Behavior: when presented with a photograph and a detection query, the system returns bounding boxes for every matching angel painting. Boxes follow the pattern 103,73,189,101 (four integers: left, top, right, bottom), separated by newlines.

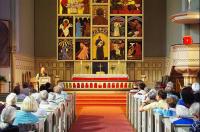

127,16,142,37
127,39,142,60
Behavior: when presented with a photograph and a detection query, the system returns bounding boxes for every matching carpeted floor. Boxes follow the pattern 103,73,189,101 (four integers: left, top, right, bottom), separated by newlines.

70,92,134,132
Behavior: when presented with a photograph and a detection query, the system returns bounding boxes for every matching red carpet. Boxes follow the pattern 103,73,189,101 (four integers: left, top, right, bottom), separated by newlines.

70,92,134,132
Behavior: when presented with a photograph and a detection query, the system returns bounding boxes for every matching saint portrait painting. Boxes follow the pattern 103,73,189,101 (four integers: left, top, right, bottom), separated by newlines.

58,0,90,14
110,16,125,37
92,27,108,60
58,39,73,60
58,16,73,37
110,39,125,60
127,39,142,60
93,6,108,25
92,62,108,74
75,17,90,37
110,0,142,14
75,39,90,60
127,16,142,37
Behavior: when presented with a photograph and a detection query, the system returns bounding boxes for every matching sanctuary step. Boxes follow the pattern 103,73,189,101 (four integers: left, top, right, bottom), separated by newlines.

76,92,127,105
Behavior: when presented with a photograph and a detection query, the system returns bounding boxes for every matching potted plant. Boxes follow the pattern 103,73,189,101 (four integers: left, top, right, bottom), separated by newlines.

0,75,7,92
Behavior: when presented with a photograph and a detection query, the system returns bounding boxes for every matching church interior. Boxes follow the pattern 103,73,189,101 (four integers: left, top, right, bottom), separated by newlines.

0,0,199,132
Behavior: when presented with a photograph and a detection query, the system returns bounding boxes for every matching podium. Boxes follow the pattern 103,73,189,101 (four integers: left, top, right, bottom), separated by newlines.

38,76,51,89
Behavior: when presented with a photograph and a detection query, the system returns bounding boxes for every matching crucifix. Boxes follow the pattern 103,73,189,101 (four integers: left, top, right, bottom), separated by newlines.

98,63,103,72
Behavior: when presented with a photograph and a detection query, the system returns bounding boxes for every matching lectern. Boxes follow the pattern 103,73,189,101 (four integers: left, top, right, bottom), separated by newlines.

38,76,51,90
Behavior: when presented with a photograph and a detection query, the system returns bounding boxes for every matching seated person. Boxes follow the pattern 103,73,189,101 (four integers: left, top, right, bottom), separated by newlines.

53,85,65,104
165,81,179,100
6,93,20,110
176,86,194,117
192,82,200,102
13,85,26,101
189,102,200,132
0,106,19,132
133,82,147,100
39,90,55,110
21,82,31,96
48,92,59,107
13,96,39,125
142,89,157,104
139,89,168,112
154,96,177,117
57,82,68,99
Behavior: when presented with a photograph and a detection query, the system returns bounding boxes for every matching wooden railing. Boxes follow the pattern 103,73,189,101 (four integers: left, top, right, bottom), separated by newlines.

61,80,137,90
128,92,192,132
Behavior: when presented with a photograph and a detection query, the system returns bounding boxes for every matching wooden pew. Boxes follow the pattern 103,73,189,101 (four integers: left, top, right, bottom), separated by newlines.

154,112,164,132
147,110,154,132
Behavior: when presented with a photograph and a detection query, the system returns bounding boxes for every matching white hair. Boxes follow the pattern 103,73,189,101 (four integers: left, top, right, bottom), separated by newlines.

21,96,38,112
40,90,48,101
1,106,16,123
165,81,174,92
189,102,200,116
6,93,17,106
192,82,200,93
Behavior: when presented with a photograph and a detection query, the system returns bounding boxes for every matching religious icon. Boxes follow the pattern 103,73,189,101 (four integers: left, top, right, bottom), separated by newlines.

92,27,108,60
110,0,142,14
93,0,108,3
75,17,90,37
93,6,108,25
110,16,125,37
127,16,142,37
58,0,90,14
110,39,125,60
75,39,90,60
92,62,108,74
127,39,142,60
58,16,73,37
58,39,73,60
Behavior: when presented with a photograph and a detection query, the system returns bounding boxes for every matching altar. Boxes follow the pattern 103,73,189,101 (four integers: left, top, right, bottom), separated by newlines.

62,74,135,90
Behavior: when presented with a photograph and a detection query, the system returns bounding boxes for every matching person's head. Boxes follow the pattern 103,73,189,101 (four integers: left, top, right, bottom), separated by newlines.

166,97,177,108
40,84,46,91
21,96,38,112
40,90,48,101
138,82,146,90
6,93,17,106
156,89,167,101
57,82,64,91
147,89,157,100
181,86,194,107
96,8,104,16
192,82,200,94
45,82,51,89
189,102,200,120
13,85,20,95
22,82,29,89
1,106,16,124
54,85,62,94
63,19,69,27
40,66,46,74
165,81,174,92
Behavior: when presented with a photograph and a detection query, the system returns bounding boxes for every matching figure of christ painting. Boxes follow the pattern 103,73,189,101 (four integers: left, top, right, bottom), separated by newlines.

93,6,108,25
58,39,73,60
127,39,142,60
75,17,90,37
92,27,108,60
110,39,125,60
92,62,108,74
93,0,108,3
58,16,73,37
127,16,142,37
110,16,125,37
58,0,90,14
110,0,142,14
75,39,90,60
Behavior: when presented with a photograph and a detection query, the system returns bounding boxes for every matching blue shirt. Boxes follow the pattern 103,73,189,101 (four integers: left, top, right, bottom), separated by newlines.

13,111,39,125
